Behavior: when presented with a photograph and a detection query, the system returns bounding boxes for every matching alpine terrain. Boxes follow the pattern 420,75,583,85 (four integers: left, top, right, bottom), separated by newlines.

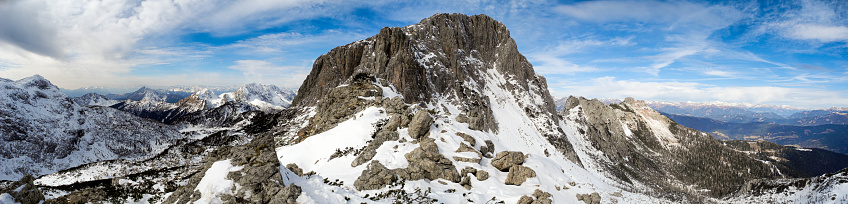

1,13,847,204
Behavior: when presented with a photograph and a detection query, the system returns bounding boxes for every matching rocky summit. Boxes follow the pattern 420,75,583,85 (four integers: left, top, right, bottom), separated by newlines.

1,13,847,204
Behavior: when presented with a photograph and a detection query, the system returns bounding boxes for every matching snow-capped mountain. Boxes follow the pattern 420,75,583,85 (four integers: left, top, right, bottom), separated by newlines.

2,13,846,204
166,13,844,203
111,83,296,125
0,75,184,181
220,83,296,111
71,93,119,107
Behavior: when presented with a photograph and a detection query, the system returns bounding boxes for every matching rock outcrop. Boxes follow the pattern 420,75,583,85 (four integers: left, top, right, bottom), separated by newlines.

408,110,433,140
491,151,525,171
505,165,536,186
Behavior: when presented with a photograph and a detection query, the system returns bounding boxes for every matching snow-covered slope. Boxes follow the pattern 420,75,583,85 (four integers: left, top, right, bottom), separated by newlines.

71,93,119,107
3,13,845,204
0,75,184,181
219,83,296,110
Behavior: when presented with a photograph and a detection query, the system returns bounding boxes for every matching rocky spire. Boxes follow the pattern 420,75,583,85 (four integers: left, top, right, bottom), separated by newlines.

292,13,556,116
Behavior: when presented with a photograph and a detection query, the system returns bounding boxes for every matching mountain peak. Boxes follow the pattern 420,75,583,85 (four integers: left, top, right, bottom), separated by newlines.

16,74,56,90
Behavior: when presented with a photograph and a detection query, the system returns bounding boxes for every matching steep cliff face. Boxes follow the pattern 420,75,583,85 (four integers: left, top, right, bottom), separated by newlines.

290,13,574,162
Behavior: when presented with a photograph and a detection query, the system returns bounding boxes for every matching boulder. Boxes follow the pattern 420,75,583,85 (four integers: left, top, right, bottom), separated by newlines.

352,130,399,167
476,170,489,181
398,138,461,183
354,161,397,191
408,110,434,140
286,163,304,176
491,151,525,171
505,165,536,185
455,132,476,146
576,192,601,204
517,195,535,204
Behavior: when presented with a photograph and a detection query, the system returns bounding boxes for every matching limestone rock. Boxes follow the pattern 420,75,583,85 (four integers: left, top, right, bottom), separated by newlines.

399,138,461,183
455,132,476,146
461,166,478,176
352,130,399,167
532,189,553,204
408,110,434,140
354,161,397,191
517,195,535,204
505,165,536,185
576,192,601,204
286,163,304,177
491,151,525,171
476,170,489,181
0,175,45,204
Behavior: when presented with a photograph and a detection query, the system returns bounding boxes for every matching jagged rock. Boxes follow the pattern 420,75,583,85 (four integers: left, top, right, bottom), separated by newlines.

476,170,489,181
384,114,404,131
576,192,601,204
461,166,478,176
354,161,397,191
398,138,461,183
352,130,400,166
460,175,472,190
491,151,525,171
517,195,535,204
408,110,434,140
454,142,483,163
269,184,302,204
295,79,382,142
505,165,536,185
453,156,482,164
455,114,468,123
456,132,476,146
481,140,495,158
532,189,553,204
286,163,304,177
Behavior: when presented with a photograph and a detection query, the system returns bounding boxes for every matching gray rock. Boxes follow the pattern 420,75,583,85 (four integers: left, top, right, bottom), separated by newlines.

491,151,525,171
476,170,489,181
517,195,535,204
461,166,478,176
532,189,553,204
0,175,45,204
505,165,536,185
352,130,399,166
408,110,434,140
455,114,468,123
398,138,461,183
460,175,472,190
455,132,476,146
576,192,601,204
269,184,301,204
354,161,398,191
286,163,304,176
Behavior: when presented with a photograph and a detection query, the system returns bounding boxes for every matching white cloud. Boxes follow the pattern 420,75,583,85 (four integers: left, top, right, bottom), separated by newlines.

227,60,310,88
528,37,633,74
788,24,848,42
550,76,848,109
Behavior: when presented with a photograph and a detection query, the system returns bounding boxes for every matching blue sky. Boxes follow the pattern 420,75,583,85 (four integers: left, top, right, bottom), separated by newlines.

0,0,846,108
